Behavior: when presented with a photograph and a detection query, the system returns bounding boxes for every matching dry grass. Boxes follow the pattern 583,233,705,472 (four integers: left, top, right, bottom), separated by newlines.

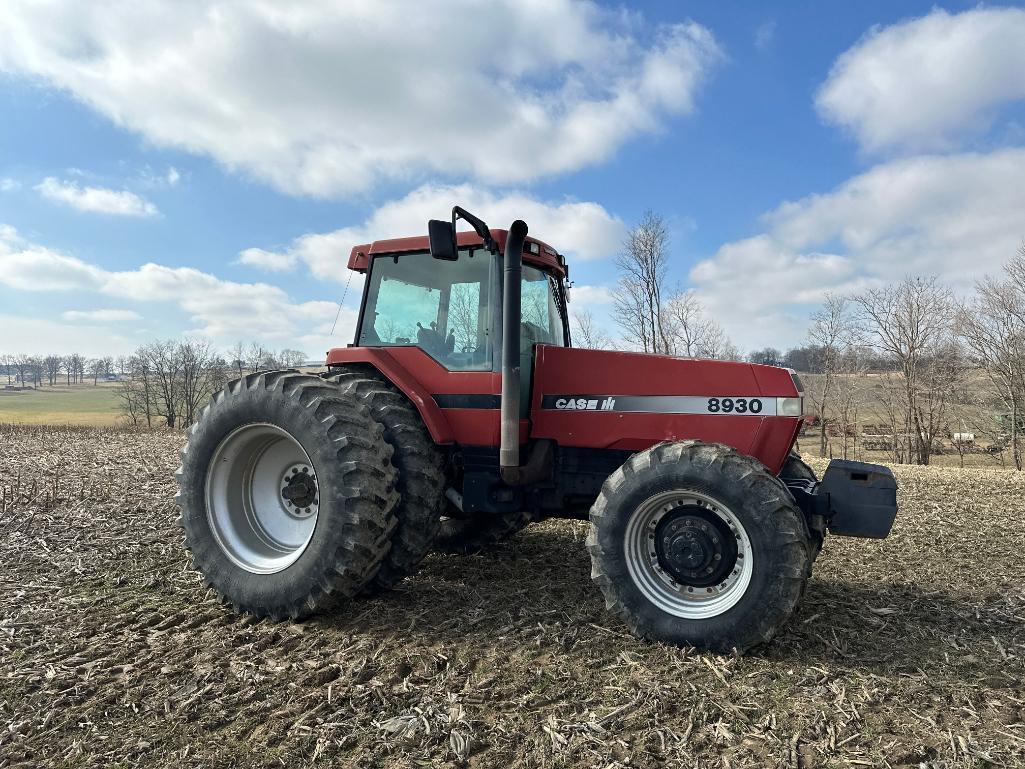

1,424,1023,768
0,385,122,427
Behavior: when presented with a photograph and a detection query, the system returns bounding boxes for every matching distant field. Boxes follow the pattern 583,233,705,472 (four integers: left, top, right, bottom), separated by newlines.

0,383,122,426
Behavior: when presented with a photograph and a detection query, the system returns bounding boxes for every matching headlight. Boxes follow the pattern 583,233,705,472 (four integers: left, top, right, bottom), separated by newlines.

776,397,804,417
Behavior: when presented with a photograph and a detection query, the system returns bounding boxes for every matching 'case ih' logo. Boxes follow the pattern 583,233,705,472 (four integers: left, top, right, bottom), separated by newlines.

554,397,616,411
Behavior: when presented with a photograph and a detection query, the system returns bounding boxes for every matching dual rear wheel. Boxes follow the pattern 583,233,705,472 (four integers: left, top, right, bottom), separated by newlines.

175,367,443,619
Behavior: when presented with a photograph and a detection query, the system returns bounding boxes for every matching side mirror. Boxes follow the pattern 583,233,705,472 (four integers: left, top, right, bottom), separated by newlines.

428,219,458,261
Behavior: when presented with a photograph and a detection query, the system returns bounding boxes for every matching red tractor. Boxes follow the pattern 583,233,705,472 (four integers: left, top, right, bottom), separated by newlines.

175,208,897,652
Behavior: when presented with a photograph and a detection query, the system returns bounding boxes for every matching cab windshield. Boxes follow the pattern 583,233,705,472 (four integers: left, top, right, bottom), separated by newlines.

357,249,566,371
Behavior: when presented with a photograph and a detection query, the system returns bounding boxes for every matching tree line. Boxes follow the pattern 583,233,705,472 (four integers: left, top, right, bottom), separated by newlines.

1,342,308,429
1,353,121,387
772,252,1025,470
116,342,308,428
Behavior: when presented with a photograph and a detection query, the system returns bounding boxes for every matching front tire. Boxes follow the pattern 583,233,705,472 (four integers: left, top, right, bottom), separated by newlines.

587,441,811,653
175,371,399,619
780,451,826,560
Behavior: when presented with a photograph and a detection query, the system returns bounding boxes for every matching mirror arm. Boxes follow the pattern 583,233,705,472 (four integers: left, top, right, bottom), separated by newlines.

452,206,497,253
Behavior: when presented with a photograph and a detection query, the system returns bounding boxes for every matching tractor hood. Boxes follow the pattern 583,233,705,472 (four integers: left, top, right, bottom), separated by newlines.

528,346,804,473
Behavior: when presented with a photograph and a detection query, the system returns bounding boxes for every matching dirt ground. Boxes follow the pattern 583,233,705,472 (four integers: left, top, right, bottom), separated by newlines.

1,425,1023,768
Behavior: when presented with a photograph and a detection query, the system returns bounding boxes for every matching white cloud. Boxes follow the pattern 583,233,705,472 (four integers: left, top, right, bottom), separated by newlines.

36,177,158,217
0,1,721,197
166,167,180,186
0,231,106,291
0,226,353,345
0,178,19,192
817,7,1025,153
569,284,615,309
62,309,142,323
0,314,136,357
236,247,298,273
242,184,627,282
692,147,1025,351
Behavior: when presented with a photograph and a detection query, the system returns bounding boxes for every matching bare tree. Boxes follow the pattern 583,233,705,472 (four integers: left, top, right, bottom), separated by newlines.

279,348,308,368
179,340,224,426
13,355,32,387
261,350,281,371
117,376,146,427
832,346,869,460
139,340,183,428
959,244,1025,469
612,278,652,352
88,358,106,385
117,340,229,429
748,348,783,366
700,323,740,361
856,276,955,465
447,284,482,353
227,341,247,377
807,294,855,457
662,291,736,359
572,309,614,350
132,353,155,428
27,356,43,387
43,355,62,386
62,353,85,384
613,211,671,354
245,343,271,373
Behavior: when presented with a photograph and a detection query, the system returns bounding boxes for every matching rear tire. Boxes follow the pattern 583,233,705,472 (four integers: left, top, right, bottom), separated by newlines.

435,509,534,555
323,367,445,591
175,371,399,619
587,441,811,653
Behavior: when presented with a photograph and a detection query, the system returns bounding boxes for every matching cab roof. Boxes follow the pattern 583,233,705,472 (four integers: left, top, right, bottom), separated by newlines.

347,228,567,278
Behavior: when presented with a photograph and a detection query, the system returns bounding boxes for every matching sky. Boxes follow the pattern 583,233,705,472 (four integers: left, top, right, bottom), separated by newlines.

2,0,1025,359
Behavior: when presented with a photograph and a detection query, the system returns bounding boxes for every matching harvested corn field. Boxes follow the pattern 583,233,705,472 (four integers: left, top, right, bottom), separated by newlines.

1,424,1023,768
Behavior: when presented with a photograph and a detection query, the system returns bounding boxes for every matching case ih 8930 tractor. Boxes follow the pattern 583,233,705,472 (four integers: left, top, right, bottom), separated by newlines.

175,207,897,652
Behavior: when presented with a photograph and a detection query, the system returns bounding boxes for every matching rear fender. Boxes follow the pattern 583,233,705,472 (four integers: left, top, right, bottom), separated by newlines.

326,348,454,444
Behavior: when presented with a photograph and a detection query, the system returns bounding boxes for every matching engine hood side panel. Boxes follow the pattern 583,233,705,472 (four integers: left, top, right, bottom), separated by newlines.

529,346,802,472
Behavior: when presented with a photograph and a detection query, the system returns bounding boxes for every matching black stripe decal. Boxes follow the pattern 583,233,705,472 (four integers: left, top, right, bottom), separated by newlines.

433,393,501,409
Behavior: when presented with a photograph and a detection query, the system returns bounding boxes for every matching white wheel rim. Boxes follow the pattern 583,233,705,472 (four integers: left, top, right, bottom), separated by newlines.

623,489,754,619
205,423,319,574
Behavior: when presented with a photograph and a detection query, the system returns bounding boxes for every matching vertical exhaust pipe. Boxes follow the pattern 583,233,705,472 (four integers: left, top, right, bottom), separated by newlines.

500,220,528,472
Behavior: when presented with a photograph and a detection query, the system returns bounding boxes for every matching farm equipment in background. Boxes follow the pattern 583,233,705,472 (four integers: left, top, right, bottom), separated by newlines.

174,207,898,653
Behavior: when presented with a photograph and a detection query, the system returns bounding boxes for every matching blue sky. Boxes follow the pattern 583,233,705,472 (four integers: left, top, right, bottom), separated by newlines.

2,1,1025,358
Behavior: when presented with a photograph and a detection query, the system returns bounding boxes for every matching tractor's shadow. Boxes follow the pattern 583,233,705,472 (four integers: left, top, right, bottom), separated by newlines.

320,523,1020,677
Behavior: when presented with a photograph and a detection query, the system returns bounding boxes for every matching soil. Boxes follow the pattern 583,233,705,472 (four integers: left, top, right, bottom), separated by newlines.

1,424,1023,768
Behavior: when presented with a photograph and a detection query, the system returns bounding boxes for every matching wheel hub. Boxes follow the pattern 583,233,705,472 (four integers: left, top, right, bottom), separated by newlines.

654,507,737,588
280,463,318,517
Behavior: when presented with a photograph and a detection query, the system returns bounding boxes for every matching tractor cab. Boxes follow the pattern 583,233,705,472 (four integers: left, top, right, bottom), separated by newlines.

345,209,570,429
349,233,568,372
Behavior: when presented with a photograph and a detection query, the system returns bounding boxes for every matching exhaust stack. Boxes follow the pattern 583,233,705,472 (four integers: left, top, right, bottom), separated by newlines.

499,220,528,472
